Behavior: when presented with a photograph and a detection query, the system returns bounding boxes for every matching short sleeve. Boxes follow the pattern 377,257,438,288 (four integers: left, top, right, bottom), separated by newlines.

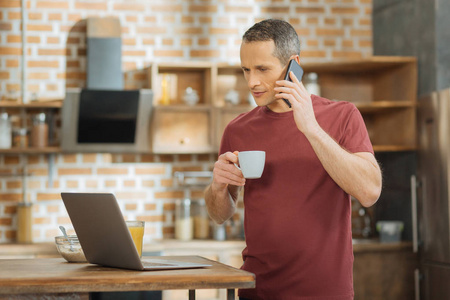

339,105,374,154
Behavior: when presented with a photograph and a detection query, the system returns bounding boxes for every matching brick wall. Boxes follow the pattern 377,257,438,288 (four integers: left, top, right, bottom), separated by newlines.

0,0,373,243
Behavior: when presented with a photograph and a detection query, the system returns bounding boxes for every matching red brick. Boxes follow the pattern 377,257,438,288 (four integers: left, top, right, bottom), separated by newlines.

58,168,92,176
0,22,11,30
36,1,69,9
225,5,253,13
151,4,182,12
116,192,147,199
125,203,137,211
331,6,360,14
27,24,53,31
190,50,220,58
46,37,60,44
154,50,183,57
209,28,239,35
48,13,62,21
316,28,345,36
38,48,70,56
105,180,117,187
0,0,20,8
332,51,363,59
0,193,23,202
175,27,203,35
189,5,218,13
66,180,79,188
155,191,184,199
4,156,19,164
36,193,61,201
145,203,157,211
74,2,107,10
28,72,50,80
6,59,19,67
135,167,165,175
0,47,21,55
97,167,128,175
350,29,371,37
260,6,289,13
4,205,16,214
0,71,9,80
142,180,155,187
6,181,21,189
113,2,146,11
136,27,166,34
123,50,146,56
296,6,325,13
0,218,12,226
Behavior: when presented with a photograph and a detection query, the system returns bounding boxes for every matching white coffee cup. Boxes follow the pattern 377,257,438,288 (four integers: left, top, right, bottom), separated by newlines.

234,151,266,179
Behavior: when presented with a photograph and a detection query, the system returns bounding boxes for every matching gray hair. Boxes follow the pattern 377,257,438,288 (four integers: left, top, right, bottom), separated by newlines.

242,19,301,65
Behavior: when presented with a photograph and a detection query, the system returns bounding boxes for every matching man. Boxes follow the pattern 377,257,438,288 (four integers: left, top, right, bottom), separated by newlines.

204,19,382,300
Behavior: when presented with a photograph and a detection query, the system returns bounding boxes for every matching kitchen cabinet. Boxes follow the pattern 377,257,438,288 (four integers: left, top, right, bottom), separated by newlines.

0,101,62,154
148,57,417,154
353,241,418,300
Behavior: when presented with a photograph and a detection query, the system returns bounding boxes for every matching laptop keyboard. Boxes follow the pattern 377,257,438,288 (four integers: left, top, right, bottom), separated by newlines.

141,260,174,267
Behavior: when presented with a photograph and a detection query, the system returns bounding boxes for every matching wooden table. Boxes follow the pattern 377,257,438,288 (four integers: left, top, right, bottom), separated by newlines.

0,256,255,300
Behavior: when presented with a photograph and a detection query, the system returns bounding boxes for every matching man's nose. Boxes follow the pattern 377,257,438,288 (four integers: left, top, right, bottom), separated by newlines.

247,73,260,89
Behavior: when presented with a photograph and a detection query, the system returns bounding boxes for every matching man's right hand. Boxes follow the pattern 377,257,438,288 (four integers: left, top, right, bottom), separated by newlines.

212,151,246,190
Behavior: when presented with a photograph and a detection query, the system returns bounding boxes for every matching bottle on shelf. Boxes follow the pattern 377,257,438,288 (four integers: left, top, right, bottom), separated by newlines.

30,112,48,148
160,74,170,105
0,112,12,149
175,199,193,241
304,72,321,96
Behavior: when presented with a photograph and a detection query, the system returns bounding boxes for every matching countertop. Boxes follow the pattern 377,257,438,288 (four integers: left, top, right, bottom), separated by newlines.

0,239,413,259
0,256,255,295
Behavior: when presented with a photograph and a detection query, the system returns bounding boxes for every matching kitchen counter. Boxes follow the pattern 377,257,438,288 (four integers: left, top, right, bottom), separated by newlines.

0,238,413,259
0,256,255,300
0,239,415,300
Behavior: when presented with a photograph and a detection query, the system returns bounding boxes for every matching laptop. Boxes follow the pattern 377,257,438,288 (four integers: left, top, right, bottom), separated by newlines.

60,192,211,271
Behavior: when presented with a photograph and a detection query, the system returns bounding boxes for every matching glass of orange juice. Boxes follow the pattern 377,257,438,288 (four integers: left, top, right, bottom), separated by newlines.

126,220,145,258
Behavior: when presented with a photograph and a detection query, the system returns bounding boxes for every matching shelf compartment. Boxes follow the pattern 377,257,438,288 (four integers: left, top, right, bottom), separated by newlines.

149,62,213,106
151,106,215,154
215,63,250,107
303,57,417,104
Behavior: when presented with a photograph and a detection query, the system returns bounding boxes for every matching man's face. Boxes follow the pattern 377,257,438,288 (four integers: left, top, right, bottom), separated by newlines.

240,40,289,112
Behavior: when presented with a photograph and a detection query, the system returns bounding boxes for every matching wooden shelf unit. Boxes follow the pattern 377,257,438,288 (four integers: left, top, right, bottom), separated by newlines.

0,100,62,154
147,57,417,154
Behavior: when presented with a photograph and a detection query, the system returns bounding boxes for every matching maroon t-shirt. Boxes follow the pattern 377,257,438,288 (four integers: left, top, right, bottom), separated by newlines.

219,95,374,300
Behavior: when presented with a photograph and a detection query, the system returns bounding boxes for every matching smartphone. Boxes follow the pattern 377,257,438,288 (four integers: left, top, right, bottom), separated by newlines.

282,59,304,108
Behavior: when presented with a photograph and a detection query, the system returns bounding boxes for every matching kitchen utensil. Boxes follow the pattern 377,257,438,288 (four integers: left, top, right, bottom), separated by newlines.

59,225,74,252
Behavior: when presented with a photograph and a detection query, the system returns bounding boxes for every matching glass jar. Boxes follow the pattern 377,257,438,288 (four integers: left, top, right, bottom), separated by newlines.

0,112,12,149
175,199,193,241
30,112,48,148
17,202,33,243
193,199,210,239
304,72,321,96
12,127,29,148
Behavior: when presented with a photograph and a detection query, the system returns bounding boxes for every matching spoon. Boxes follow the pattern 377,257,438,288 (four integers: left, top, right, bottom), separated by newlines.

59,225,75,252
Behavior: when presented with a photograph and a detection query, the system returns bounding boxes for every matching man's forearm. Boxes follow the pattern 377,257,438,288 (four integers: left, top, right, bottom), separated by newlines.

204,183,239,224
